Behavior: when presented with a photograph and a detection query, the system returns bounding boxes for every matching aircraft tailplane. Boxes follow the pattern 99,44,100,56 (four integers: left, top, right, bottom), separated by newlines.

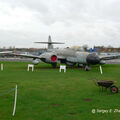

35,35,64,49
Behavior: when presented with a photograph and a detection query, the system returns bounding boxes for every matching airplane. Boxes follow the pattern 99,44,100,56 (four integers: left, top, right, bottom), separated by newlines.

11,35,120,71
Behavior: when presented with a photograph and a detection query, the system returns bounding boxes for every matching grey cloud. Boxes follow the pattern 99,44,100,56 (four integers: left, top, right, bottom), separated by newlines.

0,0,120,48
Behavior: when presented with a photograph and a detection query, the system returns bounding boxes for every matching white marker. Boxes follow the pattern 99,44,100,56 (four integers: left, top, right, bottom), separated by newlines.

1,64,3,71
12,85,17,116
100,65,103,74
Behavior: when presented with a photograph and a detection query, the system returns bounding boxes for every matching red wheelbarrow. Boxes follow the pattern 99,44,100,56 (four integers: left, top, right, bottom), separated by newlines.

95,80,119,93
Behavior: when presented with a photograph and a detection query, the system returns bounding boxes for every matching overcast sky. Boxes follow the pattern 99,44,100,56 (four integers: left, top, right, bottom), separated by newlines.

0,0,120,48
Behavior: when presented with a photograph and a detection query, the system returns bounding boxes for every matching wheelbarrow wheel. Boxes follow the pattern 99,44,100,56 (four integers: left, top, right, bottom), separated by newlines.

110,86,119,93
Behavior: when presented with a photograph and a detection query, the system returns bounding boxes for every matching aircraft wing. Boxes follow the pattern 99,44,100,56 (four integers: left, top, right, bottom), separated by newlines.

35,42,64,44
0,51,13,54
57,55,66,60
99,54,120,60
11,53,41,59
11,52,67,64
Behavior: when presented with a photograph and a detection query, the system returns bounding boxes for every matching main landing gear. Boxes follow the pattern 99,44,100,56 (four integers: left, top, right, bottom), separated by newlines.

78,64,91,71
51,63,57,68
84,65,91,71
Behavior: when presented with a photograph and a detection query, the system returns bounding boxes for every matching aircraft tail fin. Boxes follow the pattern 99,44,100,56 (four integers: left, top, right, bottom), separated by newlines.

35,35,64,49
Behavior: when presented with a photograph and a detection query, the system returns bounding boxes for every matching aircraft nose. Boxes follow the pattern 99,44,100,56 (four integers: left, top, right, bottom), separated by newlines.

86,53,100,64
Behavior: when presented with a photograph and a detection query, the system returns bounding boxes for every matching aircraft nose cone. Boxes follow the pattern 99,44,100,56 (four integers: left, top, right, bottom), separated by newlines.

86,53,100,64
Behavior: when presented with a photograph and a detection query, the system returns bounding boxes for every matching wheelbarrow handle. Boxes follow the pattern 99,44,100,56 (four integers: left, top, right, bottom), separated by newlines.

92,79,98,86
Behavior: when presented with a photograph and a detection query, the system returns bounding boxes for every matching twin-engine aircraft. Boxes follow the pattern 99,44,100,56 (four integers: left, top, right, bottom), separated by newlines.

12,36,120,71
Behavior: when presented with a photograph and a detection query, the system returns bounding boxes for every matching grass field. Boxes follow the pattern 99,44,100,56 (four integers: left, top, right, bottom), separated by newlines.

0,62,120,120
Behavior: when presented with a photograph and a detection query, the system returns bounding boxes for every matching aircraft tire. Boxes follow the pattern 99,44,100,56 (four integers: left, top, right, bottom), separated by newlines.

51,63,57,68
85,66,90,71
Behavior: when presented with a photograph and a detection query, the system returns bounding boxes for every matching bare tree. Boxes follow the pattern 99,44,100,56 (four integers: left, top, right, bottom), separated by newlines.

107,45,113,48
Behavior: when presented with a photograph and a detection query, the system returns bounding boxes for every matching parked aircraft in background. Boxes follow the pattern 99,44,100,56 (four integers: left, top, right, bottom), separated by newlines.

11,35,120,71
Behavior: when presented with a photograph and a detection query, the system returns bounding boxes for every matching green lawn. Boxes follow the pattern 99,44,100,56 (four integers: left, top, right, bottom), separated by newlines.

0,62,120,120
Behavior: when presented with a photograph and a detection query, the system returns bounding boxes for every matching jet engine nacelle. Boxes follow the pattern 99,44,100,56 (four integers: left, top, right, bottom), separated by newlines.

32,59,40,65
40,52,57,63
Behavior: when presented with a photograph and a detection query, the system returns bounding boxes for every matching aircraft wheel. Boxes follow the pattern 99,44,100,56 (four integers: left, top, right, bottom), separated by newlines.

52,63,57,68
85,66,90,71
110,86,119,93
